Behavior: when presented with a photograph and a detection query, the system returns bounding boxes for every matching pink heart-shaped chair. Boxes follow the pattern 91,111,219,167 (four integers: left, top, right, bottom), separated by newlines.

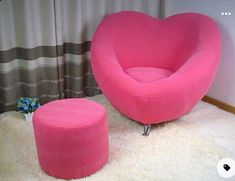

91,11,221,135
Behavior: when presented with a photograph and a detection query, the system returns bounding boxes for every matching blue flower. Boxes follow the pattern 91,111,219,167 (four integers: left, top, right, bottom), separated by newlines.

17,97,41,113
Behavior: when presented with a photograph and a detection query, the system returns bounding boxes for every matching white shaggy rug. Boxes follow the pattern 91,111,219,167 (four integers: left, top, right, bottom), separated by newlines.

0,95,235,181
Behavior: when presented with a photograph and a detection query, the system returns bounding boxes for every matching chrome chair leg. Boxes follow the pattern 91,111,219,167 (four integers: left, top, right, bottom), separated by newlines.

143,124,151,136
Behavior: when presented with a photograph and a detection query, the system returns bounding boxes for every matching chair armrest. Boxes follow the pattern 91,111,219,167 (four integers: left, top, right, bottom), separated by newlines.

172,49,221,108
91,43,141,94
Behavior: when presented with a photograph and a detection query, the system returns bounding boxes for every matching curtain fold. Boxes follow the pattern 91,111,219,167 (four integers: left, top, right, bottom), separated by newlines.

0,0,160,112
0,0,61,112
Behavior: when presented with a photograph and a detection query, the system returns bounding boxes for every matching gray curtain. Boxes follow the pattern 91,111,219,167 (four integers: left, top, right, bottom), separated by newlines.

0,0,160,113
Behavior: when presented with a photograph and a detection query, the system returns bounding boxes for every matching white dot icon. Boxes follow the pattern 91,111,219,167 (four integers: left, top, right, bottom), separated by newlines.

221,12,232,16
217,158,235,178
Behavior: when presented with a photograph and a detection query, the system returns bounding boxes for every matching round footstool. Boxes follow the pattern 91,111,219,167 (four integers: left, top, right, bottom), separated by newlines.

33,98,109,179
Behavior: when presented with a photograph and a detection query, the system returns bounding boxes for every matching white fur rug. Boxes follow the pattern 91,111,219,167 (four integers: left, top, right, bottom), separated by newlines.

0,95,235,181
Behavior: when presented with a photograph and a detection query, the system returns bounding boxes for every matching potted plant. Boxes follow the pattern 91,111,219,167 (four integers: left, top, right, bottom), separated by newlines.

17,97,40,121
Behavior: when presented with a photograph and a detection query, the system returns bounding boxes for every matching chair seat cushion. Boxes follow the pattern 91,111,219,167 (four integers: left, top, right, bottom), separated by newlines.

125,67,173,83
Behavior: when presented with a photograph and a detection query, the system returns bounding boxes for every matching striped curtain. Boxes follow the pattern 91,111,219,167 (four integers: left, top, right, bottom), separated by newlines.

0,0,160,113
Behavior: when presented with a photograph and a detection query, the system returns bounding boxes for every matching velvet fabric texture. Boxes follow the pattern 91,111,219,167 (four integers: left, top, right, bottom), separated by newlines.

91,11,221,124
33,99,109,179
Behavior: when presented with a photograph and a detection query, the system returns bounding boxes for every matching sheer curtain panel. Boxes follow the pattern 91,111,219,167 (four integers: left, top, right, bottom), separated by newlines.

0,0,160,112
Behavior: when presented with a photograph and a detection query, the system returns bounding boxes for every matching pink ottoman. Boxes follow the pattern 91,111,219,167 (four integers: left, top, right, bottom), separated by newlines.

33,98,109,179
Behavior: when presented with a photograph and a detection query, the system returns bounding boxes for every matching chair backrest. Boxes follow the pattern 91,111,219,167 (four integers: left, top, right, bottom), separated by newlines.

93,11,220,72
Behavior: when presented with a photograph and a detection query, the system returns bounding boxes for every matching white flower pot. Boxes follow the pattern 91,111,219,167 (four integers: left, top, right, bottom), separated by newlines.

24,112,34,121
